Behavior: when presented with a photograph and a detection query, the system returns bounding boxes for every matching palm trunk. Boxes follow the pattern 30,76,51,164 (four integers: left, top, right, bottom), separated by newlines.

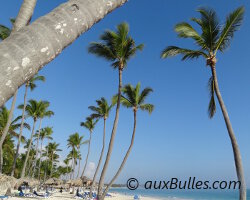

0,91,17,173
211,65,246,200
31,118,42,177
102,111,137,199
90,118,106,198
98,69,122,198
21,119,37,178
11,84,28,176
81,131,92,178
44,143,49,182
0,0,128,107
0,0,37,172
77,147,81,178
50,152,54,178
72,158,76,180
38,138,44,180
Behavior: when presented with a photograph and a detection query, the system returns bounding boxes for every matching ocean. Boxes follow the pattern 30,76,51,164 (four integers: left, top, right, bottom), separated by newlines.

110,188,250,200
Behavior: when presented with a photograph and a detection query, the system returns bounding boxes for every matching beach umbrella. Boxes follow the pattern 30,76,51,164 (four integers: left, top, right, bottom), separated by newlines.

0,174,17,193
45,178,63,186
15,178,40,188
71,179,83,187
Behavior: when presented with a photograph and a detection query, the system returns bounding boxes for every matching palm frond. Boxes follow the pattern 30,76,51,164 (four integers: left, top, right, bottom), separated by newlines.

88,42,116,61
161,46,207,60
215,6,244,53
197,7,220,51
140,104,154,114
175,22,206,48
0,25,10,40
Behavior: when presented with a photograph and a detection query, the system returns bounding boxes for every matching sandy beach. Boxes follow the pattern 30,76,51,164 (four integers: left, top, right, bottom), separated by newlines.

3,191,161,200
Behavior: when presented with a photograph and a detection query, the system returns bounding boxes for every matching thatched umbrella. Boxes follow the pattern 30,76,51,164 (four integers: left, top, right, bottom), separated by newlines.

44,178,63,186
15,178,40,188
0,174,17,193
71,179,83,187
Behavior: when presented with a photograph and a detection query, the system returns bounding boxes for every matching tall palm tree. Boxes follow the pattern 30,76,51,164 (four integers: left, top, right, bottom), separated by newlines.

31,101,54,177
101,83,154,198
20,99,44,178
37,127,53,180
67,133,87,179
88,98,112,198
160,7,246,200
47,142,61,178
80,117,98,178
88,22,144,197
0,107,30,173
11,74,45,176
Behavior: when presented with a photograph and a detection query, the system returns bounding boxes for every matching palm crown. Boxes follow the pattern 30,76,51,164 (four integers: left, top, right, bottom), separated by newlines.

35,127,53,141
161,7,244,60
28,74,46,91
114,83,154,113
18,99,46,121
88,22,144,69
0,107,29,142
80,117,98,133
88,97,112,120
161,6,244,118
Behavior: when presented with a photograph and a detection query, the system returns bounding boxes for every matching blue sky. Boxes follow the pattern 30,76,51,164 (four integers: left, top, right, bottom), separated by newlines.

1,0,250,186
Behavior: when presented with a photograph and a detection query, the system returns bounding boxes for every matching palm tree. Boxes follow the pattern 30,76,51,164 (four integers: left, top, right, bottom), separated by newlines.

11,74,45,176
31,101,54,177
88,22,144,197
0,107,30,173
80,117,98,178
161,7,245,200
101,83,154,198
88,98,112,198
47,142,61,178
67,133,87,179
20,99,44,178
36,127,53,180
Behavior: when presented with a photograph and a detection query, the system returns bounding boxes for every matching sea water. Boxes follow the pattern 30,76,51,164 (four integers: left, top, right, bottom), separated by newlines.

110,188,250,200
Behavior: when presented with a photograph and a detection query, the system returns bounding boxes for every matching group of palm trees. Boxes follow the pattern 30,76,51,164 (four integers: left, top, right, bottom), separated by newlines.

0,4,247,200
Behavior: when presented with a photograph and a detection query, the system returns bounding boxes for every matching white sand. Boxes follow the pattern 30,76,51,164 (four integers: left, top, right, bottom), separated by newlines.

5,191,161,200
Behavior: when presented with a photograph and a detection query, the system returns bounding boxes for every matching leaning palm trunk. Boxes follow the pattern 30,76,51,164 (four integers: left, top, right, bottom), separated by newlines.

2,93,16,173
0,92,17,173
90,118,106,198
38,138,44,180
31,118,42,177
21,119,37,178
11,84,28,176
211,65,246,200
98,69,122,198
81,132,92,177
0,0,128,107
101,111,136,199
0,0,37,172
